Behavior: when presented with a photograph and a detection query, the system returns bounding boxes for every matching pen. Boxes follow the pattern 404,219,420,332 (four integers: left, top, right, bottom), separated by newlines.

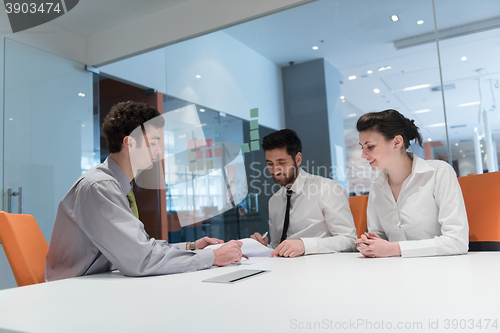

262,231,268,239
242,254,249,260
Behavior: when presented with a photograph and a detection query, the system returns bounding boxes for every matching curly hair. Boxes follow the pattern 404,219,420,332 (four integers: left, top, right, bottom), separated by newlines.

102,101,164,153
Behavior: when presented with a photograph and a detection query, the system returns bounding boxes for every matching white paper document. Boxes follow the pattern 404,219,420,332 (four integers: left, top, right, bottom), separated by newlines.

205,238,273,257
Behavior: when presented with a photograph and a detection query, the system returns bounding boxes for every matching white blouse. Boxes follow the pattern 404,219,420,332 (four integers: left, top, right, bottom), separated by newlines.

367,154,469,257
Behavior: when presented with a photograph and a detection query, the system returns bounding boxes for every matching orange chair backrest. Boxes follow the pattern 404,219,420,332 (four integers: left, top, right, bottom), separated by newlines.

349,195,368,239
0,212,48,287
458,172,500,243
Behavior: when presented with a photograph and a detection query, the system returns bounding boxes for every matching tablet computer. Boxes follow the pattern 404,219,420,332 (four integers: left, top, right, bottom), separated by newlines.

202,269,270,284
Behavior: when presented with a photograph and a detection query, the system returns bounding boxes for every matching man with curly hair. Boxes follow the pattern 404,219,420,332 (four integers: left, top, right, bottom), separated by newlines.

45,101,243,281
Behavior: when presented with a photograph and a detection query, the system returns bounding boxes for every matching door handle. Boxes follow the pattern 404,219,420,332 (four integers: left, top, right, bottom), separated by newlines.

6,187,22,214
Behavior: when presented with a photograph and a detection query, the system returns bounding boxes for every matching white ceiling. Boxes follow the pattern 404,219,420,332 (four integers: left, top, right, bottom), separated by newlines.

52,0,190,37
223,0,500,159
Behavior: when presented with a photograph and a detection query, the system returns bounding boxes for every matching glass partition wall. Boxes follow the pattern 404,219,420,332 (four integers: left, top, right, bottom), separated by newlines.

99,0,500,243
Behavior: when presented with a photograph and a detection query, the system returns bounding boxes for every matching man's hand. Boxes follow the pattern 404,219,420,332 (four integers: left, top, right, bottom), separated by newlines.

250,232,268,246
194,236,224,250
270,239,305,258
213,240,243,266
354,233,401,258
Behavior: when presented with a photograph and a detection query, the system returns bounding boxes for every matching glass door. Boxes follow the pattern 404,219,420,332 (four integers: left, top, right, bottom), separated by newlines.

1,38,96,289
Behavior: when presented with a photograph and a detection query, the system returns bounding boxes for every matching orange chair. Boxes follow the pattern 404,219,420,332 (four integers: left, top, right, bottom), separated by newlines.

458,172,500,251
0,212,48,287
349,195,368,239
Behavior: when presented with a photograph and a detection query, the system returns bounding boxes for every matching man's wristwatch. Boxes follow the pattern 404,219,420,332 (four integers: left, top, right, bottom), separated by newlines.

189,241,196,251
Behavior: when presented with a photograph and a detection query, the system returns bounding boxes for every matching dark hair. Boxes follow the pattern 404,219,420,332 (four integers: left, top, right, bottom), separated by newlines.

102,101,164,153
262,129,302,159
356,109,423,149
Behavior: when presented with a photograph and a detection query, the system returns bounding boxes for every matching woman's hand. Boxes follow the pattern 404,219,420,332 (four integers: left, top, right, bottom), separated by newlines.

355,233,401,258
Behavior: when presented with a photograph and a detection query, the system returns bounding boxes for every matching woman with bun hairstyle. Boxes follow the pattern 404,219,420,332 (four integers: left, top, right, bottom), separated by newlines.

355,109,469,258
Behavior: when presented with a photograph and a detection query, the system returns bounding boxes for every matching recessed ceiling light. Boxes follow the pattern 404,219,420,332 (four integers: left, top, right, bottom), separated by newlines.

417,20,424,25
458,101,480,107
196,75,201,79
78,93,85,97
455,143,459,146
348,76,357,80
428,123,445,128
461,56,467,61
340,96,345,100
428,138,432,142
367,70,373,74
82,124,85,128
378,66,392,71
312,46,319,50
480,144,483,147
178,134,186,138
413,109,431,114
460,150,463,153
200,109,205,112
463,154,466,157
342,100,346,103
391,15,399,22
347,113,357,118
373,88,380,93
403,84,431,91
482,150,484,153
9,118,13,121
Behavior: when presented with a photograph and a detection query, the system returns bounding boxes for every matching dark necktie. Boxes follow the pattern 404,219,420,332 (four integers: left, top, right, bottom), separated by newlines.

280,190,293,242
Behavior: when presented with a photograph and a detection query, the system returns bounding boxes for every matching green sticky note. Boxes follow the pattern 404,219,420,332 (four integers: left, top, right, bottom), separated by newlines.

250,108,259,118
250,130,259,141
197,161,204,170
250,119,259,130
251,140,260,151
188,151,196,161
214,136,224,143
240,143,250,153
189,162,196,172
206,160,214,170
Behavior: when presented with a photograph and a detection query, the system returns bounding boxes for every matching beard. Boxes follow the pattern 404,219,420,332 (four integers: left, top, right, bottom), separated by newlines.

272,161,299,187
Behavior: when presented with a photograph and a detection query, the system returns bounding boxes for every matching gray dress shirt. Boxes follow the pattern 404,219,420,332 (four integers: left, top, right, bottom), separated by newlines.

45,157,214,281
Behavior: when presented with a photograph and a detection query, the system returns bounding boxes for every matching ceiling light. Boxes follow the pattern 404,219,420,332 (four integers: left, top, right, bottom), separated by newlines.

347,113,357,118
413,109,431,114
460,150,463,153
82,124,85,128
78,93,85,97
373,89,380,93
428,123,445,128
378,66,392,71
482,150,484,153
200,109,205,112
458,101,480,107
417,20,424,25
480,144,483,147
367,70,373,74
9,118,13,121
461,56,467,61
463,154,466,157
312,46,319,50
178,134,186,138
348,76,357,80
340,96,345,100
342,100,346,103
195,75,201,79
455,143,459,146
427,138,432,142
403,84,431,91
391,15,399,22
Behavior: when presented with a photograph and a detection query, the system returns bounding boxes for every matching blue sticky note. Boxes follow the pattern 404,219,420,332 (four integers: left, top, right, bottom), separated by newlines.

250,130,259,141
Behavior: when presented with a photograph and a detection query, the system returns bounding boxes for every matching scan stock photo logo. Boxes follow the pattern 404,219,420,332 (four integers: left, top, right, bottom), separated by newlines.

4,0,79,33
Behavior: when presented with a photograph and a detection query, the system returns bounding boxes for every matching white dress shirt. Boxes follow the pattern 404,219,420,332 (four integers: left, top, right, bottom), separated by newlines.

367,154,469,257
268,169,357,254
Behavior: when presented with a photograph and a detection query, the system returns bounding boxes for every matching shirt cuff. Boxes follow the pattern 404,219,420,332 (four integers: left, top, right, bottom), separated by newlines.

301,237,318,255
196,249,215,269
398,239,437,257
